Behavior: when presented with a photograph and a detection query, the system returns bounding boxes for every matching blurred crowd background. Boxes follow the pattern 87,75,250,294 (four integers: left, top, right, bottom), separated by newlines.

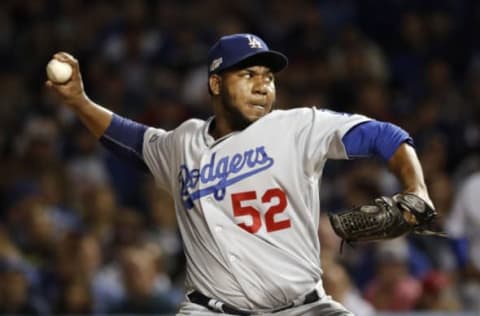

1,0,480,315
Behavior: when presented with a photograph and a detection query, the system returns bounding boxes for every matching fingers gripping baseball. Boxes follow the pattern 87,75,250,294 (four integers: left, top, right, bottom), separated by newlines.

45,52,87,108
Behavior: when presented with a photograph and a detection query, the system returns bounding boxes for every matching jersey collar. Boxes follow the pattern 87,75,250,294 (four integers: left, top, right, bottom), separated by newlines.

203,116,240,149
202,116,216,147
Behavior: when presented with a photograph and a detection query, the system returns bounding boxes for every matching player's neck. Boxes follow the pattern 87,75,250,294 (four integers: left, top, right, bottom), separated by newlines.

209,115,250,140
210,117,234,140
210,100,249,139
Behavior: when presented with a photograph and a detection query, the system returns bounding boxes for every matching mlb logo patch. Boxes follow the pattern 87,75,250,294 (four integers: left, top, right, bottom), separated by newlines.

210,57,223,72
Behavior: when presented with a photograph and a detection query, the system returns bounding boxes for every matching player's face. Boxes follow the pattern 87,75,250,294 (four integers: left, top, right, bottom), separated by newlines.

219,65,276,125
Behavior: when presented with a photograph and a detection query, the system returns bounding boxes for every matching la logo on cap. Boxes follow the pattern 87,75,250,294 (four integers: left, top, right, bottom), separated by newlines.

207,33,288,74
247,35,263,49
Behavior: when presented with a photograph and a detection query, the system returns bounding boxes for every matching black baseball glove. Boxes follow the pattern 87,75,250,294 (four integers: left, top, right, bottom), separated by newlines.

328,193,446,244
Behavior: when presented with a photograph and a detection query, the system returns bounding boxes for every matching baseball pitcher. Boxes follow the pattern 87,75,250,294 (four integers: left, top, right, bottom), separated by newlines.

46,33,438,315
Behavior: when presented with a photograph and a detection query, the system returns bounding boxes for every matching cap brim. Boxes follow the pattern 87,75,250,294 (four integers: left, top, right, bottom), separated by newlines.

218,50,288,74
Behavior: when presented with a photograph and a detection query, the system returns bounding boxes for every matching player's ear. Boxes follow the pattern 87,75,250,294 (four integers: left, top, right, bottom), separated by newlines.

208,74,221,96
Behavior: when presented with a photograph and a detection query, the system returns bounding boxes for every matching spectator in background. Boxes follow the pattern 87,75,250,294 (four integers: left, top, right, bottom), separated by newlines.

11,117,62,180
37,170,80,234
424,59,464,126
408,172,457,272
389,12,429,96
0,225,21,260
402,96,444,153
79,185,117,252
353,80,392,122
460,62,480,158
22,200,57,268
2,181,43,245
107,244,176,314
328,26,389,84
54,276,94,315
418,133,449,181
144,182,184,286
323,261,376,316
74,232,123,314
416,269,461,311
0,259,46,315
444,171,480,310
327,27,389,113
364,238,423,311
111,207,145,255
66,123,111,206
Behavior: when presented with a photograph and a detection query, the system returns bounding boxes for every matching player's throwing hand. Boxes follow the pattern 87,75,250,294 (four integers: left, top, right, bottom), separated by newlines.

45,52,88,110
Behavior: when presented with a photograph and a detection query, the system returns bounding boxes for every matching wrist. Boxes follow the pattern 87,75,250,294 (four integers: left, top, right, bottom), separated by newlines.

404,188,434,209
65,92,91,111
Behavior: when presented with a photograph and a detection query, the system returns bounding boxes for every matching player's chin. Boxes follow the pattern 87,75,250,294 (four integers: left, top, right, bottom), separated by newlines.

245,105,270,120
244,113,264,123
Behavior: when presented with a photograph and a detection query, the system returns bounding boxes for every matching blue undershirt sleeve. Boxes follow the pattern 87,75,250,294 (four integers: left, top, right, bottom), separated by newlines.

99,114,149,171
342,120,413,161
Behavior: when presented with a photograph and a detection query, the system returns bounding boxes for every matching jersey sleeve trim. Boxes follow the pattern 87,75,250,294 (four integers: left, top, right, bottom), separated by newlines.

342,120,413,161
99,114,149,171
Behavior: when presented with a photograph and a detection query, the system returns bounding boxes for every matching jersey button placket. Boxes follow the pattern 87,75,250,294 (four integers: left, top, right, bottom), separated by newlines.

198,151,212,209
198,151,230,258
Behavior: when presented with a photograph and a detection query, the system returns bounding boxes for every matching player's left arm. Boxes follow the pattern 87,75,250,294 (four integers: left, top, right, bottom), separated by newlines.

327,121,442,242
387,142,432,207
342,121,433,207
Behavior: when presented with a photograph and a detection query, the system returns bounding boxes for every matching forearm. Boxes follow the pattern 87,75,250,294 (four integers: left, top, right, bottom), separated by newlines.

64,91,149,172
68,95,113,139
388,143,431,203
46,52,112,139
46,53,148,170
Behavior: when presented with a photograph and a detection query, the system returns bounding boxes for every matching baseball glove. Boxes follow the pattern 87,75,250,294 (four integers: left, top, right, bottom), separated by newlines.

328,193,446,244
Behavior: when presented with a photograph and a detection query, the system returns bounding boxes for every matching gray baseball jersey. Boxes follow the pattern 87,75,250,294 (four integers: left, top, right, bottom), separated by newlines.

143,107,369,311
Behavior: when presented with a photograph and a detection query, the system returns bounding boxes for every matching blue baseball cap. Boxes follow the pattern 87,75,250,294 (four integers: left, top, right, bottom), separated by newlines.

207,33,288,75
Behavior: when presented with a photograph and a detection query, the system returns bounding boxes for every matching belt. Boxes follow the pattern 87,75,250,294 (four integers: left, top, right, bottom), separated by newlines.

187,289,320,315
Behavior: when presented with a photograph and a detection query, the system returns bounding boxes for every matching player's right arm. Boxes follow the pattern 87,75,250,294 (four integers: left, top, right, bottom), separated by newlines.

45,52,151,172
45,52,112,139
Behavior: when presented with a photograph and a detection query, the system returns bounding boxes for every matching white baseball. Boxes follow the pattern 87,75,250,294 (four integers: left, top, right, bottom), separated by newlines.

46,59,73,84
